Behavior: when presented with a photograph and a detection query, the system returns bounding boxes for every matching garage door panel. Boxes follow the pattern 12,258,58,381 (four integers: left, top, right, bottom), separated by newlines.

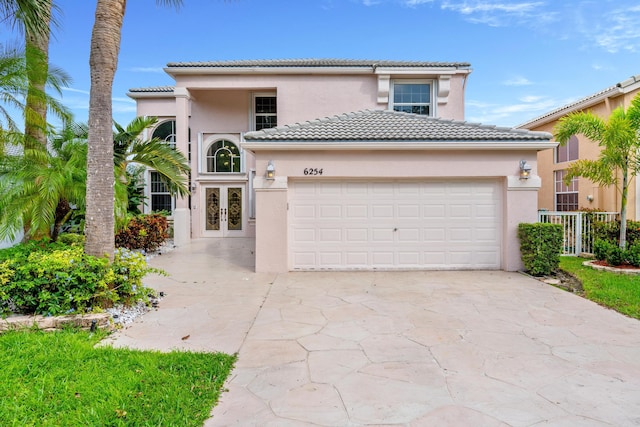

398,204,420,218
346,228,368,241
290,180,501,270
293,228,316,243
346,205,368,218
293,204,316,219
450,228,473,242
424,228,446,242
319,252,342,266
318,205,341,219
398,252,420,265
346,252,368,266
319,228,341,242
424,205,446,218
372,252,394,265
372,228,394,241
372,204,394,217
398,228,420,241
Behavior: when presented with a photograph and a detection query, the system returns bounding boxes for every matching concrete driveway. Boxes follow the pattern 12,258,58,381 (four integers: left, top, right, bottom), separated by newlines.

105,238,640,426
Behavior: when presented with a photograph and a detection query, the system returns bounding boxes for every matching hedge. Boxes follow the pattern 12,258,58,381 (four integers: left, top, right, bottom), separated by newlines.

518,223,563,276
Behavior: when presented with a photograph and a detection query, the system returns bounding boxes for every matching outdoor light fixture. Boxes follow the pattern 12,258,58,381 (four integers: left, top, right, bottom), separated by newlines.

519,160,532,180
266,160,275,180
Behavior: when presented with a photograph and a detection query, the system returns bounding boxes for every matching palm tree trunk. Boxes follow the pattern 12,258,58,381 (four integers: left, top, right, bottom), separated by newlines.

85,0,126,260
24,0,51,151
620,168,629,250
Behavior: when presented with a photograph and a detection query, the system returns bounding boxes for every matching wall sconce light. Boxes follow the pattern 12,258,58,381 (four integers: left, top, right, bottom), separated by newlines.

266,160,275,180
587,195,594,202
519,160,532,180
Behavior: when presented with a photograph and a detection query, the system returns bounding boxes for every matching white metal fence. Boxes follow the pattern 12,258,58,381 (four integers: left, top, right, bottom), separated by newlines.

537,211,618,256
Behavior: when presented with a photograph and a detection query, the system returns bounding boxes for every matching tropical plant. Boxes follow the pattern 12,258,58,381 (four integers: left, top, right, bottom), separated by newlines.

0,116,190,242
86,0,182,261
113,116,189,198
0,0,69,149
554,93,640,249
0,123,87,242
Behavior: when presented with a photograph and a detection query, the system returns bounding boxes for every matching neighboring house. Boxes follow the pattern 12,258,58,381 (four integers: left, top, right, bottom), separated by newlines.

517,74,640,216
128,59,554,273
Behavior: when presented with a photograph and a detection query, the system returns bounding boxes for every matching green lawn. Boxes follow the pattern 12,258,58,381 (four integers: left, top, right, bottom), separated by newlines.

560,256,640,320
0,328,236,427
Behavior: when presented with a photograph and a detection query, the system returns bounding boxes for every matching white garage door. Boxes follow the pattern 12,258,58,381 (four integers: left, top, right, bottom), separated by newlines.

289,180,502,270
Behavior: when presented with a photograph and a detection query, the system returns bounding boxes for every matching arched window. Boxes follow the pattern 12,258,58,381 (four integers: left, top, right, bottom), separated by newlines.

152,120,176,148
207,140,241,173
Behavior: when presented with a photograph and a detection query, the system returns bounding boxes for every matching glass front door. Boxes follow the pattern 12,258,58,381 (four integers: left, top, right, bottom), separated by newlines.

204,185,244,237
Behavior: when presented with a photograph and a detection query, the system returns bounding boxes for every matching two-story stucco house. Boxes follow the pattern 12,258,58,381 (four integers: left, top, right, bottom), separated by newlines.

518,74,640,216
128,59,554,273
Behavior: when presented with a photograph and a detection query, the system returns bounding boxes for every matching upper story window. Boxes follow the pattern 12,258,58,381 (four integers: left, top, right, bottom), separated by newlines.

556,134,579,163
391,81,432,115
207,139,241,173
152,120,176,148
253,94,277,131
555,169,578,211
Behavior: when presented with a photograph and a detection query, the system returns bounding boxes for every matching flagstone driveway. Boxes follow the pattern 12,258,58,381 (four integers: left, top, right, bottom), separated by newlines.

105,238,640,426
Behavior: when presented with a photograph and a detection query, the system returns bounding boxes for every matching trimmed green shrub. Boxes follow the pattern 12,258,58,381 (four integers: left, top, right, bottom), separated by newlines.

115,213,169,252
0,243,164,317
518,223,563,276
593,239,615,261
626,244,640,267
605,245,626,267
593,220,640,247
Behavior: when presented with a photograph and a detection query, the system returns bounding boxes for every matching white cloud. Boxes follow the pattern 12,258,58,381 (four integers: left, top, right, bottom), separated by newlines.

113,96,135,104
466,95,561,127
590,6,640,53
61,87,90,96
129,66,165,73
439,1,553,27
402,0,434,6
503,76,532,86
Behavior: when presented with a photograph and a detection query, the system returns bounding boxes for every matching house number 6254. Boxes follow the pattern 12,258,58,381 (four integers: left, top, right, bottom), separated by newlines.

303,168,323,176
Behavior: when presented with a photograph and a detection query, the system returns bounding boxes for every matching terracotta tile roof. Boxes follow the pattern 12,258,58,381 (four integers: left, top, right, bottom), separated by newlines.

244,110,552,142
518,74,640,128
128,86,175,93
166,58,471,69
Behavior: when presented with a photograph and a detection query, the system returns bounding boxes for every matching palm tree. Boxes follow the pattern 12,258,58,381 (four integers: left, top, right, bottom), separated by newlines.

554,93,640,249
0,42,69,152
0,124,87,242
0,117,190,242
0,0,66,149
113,116,190,197
86,0,182,260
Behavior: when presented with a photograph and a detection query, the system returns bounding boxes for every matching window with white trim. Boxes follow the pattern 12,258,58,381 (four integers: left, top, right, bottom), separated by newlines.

206,139,241,173
253,94,277,130
150,171,173,213
556,134,579,163
390,81,432,115
555,169,578,211
152,119,176,148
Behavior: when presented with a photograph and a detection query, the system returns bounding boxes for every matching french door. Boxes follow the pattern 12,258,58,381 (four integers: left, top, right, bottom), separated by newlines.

203,185,244,237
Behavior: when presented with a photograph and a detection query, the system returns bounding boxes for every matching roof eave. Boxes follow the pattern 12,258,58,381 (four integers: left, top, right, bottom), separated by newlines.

127,91,174,100
518,86,626,129
165,65,471,77
241,140,557,152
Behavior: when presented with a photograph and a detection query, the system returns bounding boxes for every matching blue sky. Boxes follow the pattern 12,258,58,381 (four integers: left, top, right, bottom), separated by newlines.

5,0,640,128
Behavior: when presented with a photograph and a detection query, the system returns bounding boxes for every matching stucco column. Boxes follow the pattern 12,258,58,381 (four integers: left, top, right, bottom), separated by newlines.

173,87,191,246
254,176,288,273
505,175,542,271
